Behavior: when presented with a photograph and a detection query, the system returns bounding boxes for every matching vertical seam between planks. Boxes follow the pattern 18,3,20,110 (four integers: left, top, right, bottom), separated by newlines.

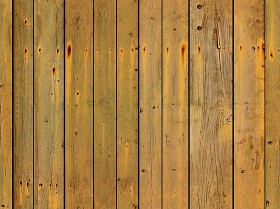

187,0,191,208
116,0,118,207
63,0,66,208
161,0,163,208
264,0,266,208
12,0,14,207
92,0,95,209
33,0,35,208
232,0,234,208
137,0,140,207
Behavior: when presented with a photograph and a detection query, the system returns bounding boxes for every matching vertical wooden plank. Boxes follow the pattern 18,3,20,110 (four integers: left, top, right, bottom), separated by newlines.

162,0,188,208
265,1,280,208
117,0,138,208
13,0,33,208
234,0,264,208
139,0,162,208
34,0,64,208
0,0,12,208
65,0,93,208
94,0,116,207
190,0,233,208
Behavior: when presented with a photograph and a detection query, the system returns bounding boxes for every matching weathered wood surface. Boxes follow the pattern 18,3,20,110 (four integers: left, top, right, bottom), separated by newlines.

65,0,93,208
139,0,162,208
117,0,139,208
13,0,33,208
0,1,279,208
234,0,265,208
190,0,233,208
162,0,188,208
0,0,12,208
265,1,280,208
94,0,117,208
34,0,64,208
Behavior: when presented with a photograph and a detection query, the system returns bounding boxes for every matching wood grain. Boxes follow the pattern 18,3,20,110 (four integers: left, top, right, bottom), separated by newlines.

0,0,12,208
162,0,188,208
34,0,64,208
65,0,93,208
139,0,162,208
190,0,233,208
13,0,34,208
265,0,280,208
234,0,265,208
94,0,117,208
117,0,138,208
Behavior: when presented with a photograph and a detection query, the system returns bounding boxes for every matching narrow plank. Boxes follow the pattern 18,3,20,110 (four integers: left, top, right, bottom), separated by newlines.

117,0,138,208
94,0,117,207
162,0,188,208
13,0,34,208
0,0,12,208
34,1,64,208
65,0,93,208
139,0,162,208
190,0,233,208
265,1,280,208
234,0,265,208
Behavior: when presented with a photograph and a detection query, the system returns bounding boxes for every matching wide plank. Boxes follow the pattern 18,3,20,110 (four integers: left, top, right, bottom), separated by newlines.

190,0,233,208
234,0,265,208
162,0,188,208
117,0,139,208
94,0,117,207
139,0,162,208
34,1,64,208
13,0,34,208
65,0,93,208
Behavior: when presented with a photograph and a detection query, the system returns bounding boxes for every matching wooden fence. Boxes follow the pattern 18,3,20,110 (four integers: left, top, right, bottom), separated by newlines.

0,0,279,208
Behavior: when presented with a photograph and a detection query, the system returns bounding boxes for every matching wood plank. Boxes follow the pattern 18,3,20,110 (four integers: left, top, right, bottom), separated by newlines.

162,0,188,208
0,0,12,208
190,0,233,208
13,0,34,208
94,0,116,207
265,1,280,208
65,0,93,208
116,0,138,208
234,0,265,208
34,1,64,208
139,0,162,208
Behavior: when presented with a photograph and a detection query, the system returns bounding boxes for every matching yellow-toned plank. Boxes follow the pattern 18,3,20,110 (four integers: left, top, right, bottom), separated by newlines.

190,0,233,208
13,0,33,208
265,1,280,208
34,0,64,208
162,0,188,208
139,0,162,208
117,0,138,208
0,0,12,208
94,0,116,208
234,0,264,208
65,0,93,208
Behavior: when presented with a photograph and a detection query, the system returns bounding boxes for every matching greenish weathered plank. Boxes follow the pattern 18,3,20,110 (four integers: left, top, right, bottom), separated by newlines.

0,0,12,208
13,0,34,208
34,1,64,208
162,0,188,208
139,0,162,208
190,0,233,208
94,0,116,208
265,0,280,208
234,0,264,208
65,0,93,208
117,0,138,208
